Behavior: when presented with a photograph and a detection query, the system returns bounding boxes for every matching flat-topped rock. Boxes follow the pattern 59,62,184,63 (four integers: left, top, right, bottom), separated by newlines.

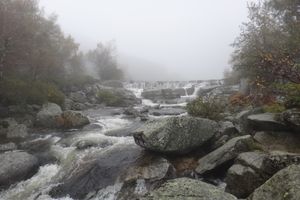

247,113,290,132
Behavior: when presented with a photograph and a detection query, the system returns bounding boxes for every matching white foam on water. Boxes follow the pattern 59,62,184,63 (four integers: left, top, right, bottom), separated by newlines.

134,179,148,196
88,183,123,200
98,116,132,132
0,164,61,200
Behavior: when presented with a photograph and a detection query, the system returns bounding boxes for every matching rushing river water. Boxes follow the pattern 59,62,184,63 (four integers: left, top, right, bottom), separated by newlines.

0,81,222,200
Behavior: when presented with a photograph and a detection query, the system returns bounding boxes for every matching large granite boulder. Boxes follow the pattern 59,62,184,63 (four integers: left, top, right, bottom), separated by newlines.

133,116,218,154
141,178,237,200
225,152,271,198
234,108,263,133
249,164,300,200
281,109,300,132
97,86,141,107
60,110,90,129
116,156,175,200
36,103,89,129
50,145,144,199
0,142,17,152
253,131,300,153
226,151,300,198
247,113,290,132
0,118,28,138
7,123,28,138
0,151,39,189
196,135,258,174
36,103,63,128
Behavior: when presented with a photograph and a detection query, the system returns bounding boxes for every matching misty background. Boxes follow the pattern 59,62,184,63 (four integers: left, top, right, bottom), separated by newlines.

39,0,256,81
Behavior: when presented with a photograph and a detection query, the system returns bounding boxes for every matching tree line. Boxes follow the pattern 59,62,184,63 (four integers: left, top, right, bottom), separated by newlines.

0,0,123,106
230,0,300,107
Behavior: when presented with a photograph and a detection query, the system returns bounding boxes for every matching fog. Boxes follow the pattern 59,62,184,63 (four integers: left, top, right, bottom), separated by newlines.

39,0,256,81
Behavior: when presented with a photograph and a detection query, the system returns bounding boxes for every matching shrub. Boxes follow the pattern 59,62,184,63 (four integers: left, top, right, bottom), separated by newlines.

263,103,285,113
275,83,300,108
229,93,250,107
187,96,225,121
97,90,123,106
0,78,65,107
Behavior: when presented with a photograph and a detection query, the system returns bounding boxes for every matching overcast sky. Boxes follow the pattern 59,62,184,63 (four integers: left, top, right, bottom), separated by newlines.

39,0,255,81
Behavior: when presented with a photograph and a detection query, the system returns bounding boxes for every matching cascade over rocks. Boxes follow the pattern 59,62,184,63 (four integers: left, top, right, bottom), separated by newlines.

133,116,218,154
141,88,186,102
141,178,237,200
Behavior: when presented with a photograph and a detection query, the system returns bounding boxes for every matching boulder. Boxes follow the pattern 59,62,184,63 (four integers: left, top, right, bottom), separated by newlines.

0,151,39,189
247,113,289,132
36,103,63,128
281,109,300,132
0,118,28,138
226,164,260,198
133,116,218,154
7,123,28,138
60,110,90,129
50,145,143,199
141,178,237,200
97,86,141,107
234,108,263,133
196,135,258,174
226,151,300,198
253,131,300,153
0,142,17,152
212,121,240,149
249,164,300,200
117,156,175,199
121,156,174,182
123,107,142,118
225,152,271,198
69,91,87,103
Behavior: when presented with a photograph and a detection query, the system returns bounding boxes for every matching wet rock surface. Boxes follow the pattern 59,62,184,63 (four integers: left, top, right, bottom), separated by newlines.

196,135,258,174
249,164,300,200
247,113,290,132
141,177,237,200
133,116,218,154
0,151,39,189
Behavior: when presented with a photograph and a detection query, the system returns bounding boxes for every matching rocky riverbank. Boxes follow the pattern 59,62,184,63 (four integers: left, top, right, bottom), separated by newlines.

0,80,300,200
